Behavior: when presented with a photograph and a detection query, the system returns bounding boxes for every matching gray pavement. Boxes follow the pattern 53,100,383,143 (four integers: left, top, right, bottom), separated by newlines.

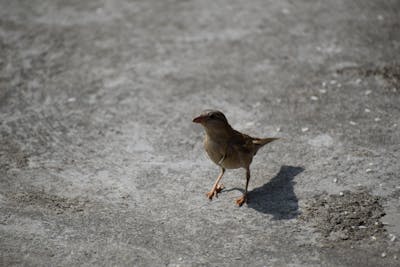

1,0,400,266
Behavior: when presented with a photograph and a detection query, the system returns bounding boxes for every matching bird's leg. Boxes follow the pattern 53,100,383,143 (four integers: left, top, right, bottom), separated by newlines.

206,167,225,200
236,168,250,206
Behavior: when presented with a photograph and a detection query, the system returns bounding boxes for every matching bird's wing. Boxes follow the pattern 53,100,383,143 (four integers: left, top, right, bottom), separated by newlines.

228,130,255,153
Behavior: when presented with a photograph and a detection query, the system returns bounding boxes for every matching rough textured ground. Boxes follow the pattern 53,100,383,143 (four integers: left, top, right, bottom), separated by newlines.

301,190,386,242
1,0,400,266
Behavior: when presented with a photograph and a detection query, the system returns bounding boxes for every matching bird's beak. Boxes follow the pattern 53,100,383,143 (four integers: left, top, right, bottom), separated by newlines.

193,115,205,123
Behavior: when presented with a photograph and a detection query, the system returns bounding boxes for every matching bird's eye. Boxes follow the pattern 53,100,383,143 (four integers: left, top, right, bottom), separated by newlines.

209,114,216,119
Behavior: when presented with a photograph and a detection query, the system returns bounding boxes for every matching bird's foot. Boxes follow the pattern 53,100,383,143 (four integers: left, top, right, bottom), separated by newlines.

206,190,215,200
235,195,247,207
215,183,225,194
206,184,225,200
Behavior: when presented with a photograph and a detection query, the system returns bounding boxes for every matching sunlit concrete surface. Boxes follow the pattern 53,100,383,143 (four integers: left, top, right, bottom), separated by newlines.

1,0,399,266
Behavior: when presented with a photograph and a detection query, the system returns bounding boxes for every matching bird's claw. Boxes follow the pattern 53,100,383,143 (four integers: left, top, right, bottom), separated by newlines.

235,195,247,207
206,191,214,200
206,184,225,200
215,183,225,194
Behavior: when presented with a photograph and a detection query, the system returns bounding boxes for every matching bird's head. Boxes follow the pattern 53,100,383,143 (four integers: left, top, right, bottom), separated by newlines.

193,110,231,135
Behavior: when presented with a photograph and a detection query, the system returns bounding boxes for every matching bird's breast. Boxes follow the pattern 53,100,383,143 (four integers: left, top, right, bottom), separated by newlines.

204,137,243,169
204,138,223,165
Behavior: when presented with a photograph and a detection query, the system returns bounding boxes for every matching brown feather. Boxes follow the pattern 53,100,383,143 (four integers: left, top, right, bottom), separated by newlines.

252,137,279,154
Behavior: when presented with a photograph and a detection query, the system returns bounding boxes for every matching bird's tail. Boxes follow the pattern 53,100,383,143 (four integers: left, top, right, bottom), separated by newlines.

252,137,279,153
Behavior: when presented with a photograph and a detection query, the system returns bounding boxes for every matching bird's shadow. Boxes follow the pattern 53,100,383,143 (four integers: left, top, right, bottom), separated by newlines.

226,165,304,220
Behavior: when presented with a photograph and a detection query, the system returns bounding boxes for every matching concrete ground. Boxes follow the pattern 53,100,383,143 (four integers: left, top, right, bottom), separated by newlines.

1,0,400,266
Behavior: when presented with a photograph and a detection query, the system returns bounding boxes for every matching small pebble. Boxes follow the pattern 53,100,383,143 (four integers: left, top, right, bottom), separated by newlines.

394,255,397,260
276,127,281,132
319,89,327,94
366,169,373,173
374,117,381,122
245,121,255,127
349,121,357,125
355,78,362,84
365,90,372,95
377,15,384,21
371,236,377,240
364,108,371,113
339,191,344,196
310,96,318,101
333,178,338,183
301,127,309,132
67,97,76,102
389,234,396,242
330,80,337,85
322,81,327,87
368,163,373,166
357,183,362,187
359,226,367,229
375,222,379,225
381,252,387,258
337,83,342,88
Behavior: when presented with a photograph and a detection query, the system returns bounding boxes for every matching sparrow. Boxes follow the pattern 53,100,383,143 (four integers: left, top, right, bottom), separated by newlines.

193,110,279,206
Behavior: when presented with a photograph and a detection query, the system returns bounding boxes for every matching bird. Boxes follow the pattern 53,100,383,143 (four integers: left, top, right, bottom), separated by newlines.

192,110,279,206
